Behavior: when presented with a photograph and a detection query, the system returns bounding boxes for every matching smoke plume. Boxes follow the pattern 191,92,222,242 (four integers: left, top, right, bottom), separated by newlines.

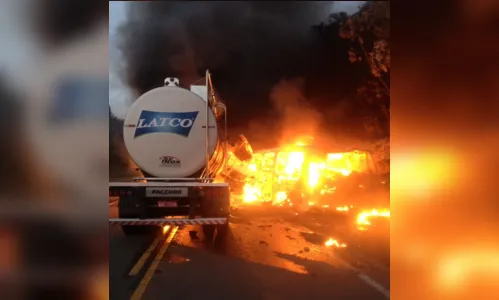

115,2,333,122
269,78,323,145
111,1,369,149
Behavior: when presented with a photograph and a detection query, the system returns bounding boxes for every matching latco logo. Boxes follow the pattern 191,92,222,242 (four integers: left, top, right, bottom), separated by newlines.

160,156,181,167
133,110,199,138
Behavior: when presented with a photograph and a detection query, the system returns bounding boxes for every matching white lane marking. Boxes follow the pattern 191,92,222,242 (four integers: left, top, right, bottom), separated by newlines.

357,272,390,299
331,251,390,299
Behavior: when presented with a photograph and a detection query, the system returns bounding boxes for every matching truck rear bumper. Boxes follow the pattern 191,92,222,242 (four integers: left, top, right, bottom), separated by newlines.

109,217,227,226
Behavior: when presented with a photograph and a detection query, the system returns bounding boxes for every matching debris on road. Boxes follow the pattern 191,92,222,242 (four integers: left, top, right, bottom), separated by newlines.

300,231,324,245
167,253,190,264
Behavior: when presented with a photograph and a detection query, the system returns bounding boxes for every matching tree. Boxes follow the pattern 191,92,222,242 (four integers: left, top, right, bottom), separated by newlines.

321,1,390,174
109,108,126,177
328,1,390,138
109,108,144,178
337,1,390,95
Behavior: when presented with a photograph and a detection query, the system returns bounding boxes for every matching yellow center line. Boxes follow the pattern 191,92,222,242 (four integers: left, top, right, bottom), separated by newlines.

130,226,179,300
129,235,162,276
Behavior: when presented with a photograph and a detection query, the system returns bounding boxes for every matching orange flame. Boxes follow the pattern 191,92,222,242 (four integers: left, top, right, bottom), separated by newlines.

356,209,390,226
325,237,347,248
234,139,370,206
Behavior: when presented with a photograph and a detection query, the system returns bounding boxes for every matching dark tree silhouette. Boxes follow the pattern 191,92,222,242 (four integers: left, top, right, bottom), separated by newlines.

315,1,390,174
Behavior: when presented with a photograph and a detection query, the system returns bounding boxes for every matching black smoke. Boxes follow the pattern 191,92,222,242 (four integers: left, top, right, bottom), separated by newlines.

116,1,364,148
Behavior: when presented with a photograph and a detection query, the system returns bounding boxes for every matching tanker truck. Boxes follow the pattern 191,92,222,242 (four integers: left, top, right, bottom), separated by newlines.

109,70,236,240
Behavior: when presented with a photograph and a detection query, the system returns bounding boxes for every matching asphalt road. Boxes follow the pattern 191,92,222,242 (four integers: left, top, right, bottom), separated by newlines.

109,202,390,300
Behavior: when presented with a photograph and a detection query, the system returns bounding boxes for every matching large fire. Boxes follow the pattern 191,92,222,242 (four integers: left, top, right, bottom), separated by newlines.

243,184,262,203
236,140,370,206
224,137,390,233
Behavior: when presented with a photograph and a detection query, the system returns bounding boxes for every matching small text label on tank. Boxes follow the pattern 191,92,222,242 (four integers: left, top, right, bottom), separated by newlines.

160,156,181,168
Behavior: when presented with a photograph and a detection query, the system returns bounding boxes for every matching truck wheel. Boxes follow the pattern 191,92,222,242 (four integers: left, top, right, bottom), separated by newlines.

216,223,229,240
202,225,216,241
119,196,157,236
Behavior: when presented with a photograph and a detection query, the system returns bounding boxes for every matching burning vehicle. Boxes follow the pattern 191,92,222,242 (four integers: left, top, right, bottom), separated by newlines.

233,138,388,211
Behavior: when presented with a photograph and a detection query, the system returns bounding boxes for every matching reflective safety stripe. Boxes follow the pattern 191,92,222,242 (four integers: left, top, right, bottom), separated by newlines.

109,218,227,226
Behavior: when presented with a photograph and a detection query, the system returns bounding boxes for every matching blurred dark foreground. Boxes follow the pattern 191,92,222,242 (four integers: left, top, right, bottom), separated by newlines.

0,218,108,299
0,1,108,299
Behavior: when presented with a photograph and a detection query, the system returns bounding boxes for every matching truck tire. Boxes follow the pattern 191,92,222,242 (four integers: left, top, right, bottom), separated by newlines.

216,223,229,240
118,196,157,236
201,186,230,241
202,225,216,241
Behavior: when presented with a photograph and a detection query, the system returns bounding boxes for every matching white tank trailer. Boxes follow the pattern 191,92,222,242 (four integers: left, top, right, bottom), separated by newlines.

109,70,246,239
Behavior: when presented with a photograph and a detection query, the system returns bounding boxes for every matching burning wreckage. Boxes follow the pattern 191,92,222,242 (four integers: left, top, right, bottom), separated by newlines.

225,137,388,209
223,136,390,232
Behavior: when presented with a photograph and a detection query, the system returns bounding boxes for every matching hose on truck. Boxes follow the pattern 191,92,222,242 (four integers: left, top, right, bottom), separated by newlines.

200,100,229,181
200,140,229,180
